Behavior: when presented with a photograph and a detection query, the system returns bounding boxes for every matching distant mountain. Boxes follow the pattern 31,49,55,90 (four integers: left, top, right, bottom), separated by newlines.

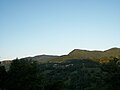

104,47,120,57
22,55,59,63
1,47,120,63
51,47,120,63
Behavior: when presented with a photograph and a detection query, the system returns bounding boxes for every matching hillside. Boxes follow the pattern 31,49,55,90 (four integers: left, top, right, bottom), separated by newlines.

51,47,120,62
21,55,59,63
1,48,120,90
1,47,120,63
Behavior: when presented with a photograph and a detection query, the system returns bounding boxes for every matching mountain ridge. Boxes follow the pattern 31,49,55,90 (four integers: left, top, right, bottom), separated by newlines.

1,47,120,63
51,47,120,62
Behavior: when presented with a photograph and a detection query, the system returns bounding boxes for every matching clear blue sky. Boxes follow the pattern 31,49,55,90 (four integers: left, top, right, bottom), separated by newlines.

0,0,120,60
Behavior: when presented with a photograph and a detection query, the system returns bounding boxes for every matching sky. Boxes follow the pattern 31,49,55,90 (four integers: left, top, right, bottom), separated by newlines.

0,0,120,60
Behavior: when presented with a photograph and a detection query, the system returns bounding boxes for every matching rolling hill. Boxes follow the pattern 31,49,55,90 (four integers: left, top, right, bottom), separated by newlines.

1,47,120,63
50,47,120,62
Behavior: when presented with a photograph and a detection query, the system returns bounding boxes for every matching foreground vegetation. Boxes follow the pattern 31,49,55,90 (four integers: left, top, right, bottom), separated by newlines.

0,57,120,90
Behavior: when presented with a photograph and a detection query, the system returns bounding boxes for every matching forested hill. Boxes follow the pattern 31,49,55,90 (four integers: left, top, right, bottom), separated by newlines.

0,48,120,90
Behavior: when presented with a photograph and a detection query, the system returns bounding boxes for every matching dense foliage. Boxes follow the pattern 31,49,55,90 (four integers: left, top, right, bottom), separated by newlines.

0,57,120,90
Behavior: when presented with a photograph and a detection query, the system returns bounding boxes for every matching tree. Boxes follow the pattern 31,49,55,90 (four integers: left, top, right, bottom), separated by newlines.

0,64,7,90
101,57,120,90
6,58,44,90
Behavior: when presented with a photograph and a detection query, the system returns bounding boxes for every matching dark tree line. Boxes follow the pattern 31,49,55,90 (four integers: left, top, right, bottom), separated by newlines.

0,58,120,90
